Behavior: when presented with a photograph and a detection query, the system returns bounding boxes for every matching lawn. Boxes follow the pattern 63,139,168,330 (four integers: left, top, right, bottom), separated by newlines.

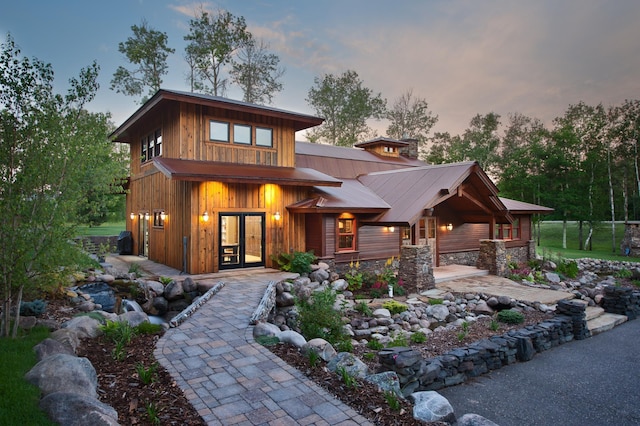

535,221,633,261
76,221,126,236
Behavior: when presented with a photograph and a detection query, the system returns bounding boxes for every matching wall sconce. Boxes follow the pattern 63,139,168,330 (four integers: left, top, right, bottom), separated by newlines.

144,212,150,221
202,211,209,222
446,223,453,231
273,211,281,221
130,212,135,220
160,211,166,221
386,226,395,233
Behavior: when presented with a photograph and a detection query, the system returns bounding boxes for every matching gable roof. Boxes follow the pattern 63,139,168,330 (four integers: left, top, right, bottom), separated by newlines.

499,197,554,214
287,179,390,213
111,89,324,142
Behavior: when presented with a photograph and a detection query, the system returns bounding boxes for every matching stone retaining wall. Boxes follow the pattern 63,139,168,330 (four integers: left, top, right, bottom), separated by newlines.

377,302,587,396
602,286,640,319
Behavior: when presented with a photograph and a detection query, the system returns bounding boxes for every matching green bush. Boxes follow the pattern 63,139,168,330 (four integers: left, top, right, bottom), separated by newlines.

428,298,443,305
296,287,347,346
273,250,316,274
556,259,579,278
366,339,384,350
497,309,525,324
410,331,427,343
19,299,47,317
386,333,408,348
136,322,163,335
614,268,632,279
354,301,373,316
382,300,408,315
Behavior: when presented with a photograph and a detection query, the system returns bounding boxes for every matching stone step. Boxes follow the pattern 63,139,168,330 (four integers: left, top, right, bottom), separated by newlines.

587,312,628,335
585,306,604,321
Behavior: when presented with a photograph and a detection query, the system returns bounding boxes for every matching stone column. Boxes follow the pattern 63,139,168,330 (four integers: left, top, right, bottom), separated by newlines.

398,245,435,295
476,239,507,277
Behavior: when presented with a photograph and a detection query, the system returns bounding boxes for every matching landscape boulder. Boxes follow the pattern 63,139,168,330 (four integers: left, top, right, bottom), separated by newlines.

411,391,455,423
39,392,119,426
25,353,98,398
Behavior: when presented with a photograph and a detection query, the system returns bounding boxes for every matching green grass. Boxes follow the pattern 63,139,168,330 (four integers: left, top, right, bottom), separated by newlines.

76,220,126,236
536,221,632,261
0,326,57,425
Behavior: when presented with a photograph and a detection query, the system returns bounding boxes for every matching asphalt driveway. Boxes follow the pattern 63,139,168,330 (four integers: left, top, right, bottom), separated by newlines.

439,320,640,426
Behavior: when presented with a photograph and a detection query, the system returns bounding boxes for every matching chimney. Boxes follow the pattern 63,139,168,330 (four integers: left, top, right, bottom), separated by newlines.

400,138,419,159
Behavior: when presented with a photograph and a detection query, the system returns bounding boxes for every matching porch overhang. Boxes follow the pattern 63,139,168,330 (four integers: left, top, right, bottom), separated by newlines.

153,157,342,187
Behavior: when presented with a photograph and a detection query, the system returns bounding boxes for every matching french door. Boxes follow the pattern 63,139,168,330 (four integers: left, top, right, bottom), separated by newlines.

138,213,149,257
219,213,265,269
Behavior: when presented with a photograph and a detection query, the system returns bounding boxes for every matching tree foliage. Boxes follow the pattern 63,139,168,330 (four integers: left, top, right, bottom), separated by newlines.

110,20,174,103
184,9,252,96
0,35,127,337
230,39,285,105
306,70,386,146
386,89,438,148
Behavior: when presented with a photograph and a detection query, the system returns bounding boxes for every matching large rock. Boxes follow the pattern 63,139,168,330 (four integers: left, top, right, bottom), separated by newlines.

365,371,402,397
305,338,337,362
331,278,348,292
277,330,307,348
457,413,500,426
50,328,80,353
182,277,198,293
164,280,184,301
411,391,455,423
25,353,98,398
373,308,392,318
327,352,370,379
34,338,76,361
146,280,164,296
471,300,494,315
427,304,450,321
117,311,149,327
253,322,281,339
310,268,330,283
39,392,119,426
152,296,169,314
275,292,295,307
62,316,103,339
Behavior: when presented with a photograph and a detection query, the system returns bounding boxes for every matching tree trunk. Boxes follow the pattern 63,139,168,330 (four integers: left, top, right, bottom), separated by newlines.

584,224,593,251
608,147,616,253
11,285,24,338
562,216,567,250
578,220,583,250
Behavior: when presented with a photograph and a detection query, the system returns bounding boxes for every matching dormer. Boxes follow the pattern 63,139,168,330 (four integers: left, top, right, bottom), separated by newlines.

354,137,410,158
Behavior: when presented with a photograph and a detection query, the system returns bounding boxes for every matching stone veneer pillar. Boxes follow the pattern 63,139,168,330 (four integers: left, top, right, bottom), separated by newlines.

398,245,435,295
477,239,507,277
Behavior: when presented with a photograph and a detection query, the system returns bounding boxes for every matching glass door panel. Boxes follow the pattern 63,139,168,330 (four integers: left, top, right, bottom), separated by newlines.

219,213,265,269
220,215,240,267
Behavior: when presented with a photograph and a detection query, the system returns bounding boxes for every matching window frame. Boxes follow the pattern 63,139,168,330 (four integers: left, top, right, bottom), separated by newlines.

496,218,520,240
255,127,273,147
337,216,357,252
209,120,230,143
233,123,252,145
153,210,165,229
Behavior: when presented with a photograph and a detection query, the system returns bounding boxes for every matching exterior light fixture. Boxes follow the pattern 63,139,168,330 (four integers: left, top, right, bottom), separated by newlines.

160,211,166,221
202,211,209,222
447,223,453,231
144,212,150,221
273,211,281,221
388,226,395,233
130,212,135,220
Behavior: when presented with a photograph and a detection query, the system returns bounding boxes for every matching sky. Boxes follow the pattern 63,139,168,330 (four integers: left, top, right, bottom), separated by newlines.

2,1,640,139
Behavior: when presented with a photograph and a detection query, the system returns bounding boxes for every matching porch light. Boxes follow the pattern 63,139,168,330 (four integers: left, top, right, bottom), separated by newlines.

130,212,135,220
273,211,281,221
144,212,150,221
447,223,453,231
202,211,209,222
160,211,166,221
387,226,395,233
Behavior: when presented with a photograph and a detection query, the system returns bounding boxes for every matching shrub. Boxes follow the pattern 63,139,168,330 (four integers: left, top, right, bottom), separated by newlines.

273,250,317,274
382,300,408,315
410,331,427,343
345,259,364,291
428,298,443,305
556,259,579,279
614,268,632,279
354,301,373,316
497,309,525,324
367,339,384,350
136,322,163,335
386,333,408,348
19,299,47,317
296,287,347,346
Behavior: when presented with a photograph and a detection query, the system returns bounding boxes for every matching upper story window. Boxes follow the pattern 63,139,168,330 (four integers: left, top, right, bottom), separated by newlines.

153,210,165,228
141,128,162,163
208,119,273,148
233,124,252,145
210,121,230,143
383,146,397,153
337,215,356,251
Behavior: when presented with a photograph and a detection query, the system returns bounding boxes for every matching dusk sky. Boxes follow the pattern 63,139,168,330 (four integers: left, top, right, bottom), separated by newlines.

2,1,640,139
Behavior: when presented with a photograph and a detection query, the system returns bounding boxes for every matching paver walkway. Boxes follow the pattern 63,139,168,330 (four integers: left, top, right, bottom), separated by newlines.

152,269,373,426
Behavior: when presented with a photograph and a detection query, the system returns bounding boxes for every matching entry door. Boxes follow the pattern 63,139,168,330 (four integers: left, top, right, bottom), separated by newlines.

138,213,149,257
219,213,265,269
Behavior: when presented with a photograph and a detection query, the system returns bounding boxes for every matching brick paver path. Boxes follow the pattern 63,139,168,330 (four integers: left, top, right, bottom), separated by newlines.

154,271,372,426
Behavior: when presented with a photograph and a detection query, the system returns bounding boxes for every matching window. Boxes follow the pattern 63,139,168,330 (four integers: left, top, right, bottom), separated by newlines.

210,121,229,142
208,119,273,147
140,129,162,163
338,216,356,251
496,218,520,240
233,124,252,144
383,146,397,153
256,127,273,147
153,210,165,228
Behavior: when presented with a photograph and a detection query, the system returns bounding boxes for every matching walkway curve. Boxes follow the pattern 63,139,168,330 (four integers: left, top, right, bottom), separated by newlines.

153,270,373,426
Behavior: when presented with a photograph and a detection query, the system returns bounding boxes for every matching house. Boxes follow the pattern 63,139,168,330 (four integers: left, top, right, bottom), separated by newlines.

111,89,552,275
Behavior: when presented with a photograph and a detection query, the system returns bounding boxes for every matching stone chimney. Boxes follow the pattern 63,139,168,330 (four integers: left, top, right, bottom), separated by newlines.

400,138,419,159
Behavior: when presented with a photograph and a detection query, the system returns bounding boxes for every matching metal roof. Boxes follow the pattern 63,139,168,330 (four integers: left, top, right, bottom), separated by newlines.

499,197,553,214
295,141,426,179
153,157,342,187
288,179,390,213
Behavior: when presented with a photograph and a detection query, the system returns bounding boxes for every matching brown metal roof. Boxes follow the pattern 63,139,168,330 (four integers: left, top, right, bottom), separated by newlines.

354,137,410,148
295,141,426,179
499,197,553,214
287,179,390,213
111,89,324,142
357,162,508,225
153,157,342,186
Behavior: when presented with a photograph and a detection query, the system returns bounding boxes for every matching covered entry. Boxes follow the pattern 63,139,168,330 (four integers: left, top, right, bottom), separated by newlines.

219,213,265,269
